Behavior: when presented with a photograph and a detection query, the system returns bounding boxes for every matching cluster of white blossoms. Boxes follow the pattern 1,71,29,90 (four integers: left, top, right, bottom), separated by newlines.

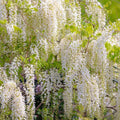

24,64,35,120
90,75,100,117
9,57,21,82
17,13,27,42
6,2,18,43
1,81,26,120
0,67,8,83
0,0,120,119
85,0,106,30
0,0,7,20
11,87,26,120
0,81,15,109
39,69,62,105
0,61,36,119
37,0,66,41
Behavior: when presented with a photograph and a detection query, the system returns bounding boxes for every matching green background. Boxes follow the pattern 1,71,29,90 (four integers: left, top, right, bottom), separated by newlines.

98,0,120,22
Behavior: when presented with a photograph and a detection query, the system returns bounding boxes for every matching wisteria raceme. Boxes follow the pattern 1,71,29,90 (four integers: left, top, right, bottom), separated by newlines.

61,37,93,117
90,75,100,118
63,80,73,118
0,0,7,20
1,81,26,120
39,71,50,103
85,0,106,30
11,88,26,120
73,53,92,115
60,33,81,70
6,2,17,43
17,13,26,42
24,64,35,120
39,69,62,105
37,0,66,41
1,81,16,109
61,40,81,117
0,67,8,83
9,57,21,82
65,0,81,27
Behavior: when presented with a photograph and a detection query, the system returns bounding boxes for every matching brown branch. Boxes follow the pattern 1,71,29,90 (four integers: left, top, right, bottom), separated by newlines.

108,96,115,105
106,106,117,112
5,0,10,23
35,102,43,112
103,106,117,119
85,37,90,53
35,91,42,96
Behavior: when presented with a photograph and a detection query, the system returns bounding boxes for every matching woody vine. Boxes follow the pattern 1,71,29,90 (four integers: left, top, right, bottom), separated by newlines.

0,0,120,120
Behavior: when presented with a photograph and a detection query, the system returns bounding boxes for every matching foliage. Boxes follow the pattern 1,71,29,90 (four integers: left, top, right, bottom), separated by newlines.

98,0,120,22
0,0,120,120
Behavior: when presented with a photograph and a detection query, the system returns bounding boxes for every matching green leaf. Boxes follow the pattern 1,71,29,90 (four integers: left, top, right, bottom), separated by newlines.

65,0,69,3
13,25,22,33
47,54,54,63
85,23,94,37
81,39,88,48
106,43,120,63
33,8,38,12
0,20,7,24
105,42,112,51
0,80,3,86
